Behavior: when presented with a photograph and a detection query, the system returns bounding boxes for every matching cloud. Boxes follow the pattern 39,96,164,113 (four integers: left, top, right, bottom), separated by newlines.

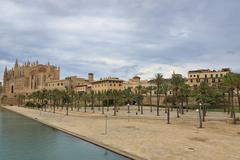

0,0,240,82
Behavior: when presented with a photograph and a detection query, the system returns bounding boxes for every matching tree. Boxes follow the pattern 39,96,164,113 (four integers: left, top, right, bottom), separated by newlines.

82,92,89,112
112,90,119,116
62,90,71,116
76,92,83,112
193,81,211,122
233,73,240,112
51,89,61,113
221,73,239,123
171,73,185,118
17,94,25,107
152,73,164,116
146,86,155,112
178,84,191,114
135,85,144,114
97,92,102,112
40,89,48,111
122,88,133,113
90,91,95,113
160,80,171,123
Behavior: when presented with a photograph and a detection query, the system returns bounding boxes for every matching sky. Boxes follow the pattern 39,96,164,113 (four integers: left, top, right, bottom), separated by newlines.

0,0,240,81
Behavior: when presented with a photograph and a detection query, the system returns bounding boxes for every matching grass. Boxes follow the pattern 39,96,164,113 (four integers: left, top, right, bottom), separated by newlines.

208,107,240,113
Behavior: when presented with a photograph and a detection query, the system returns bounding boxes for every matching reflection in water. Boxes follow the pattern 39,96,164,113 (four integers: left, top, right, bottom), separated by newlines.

0,108,129,160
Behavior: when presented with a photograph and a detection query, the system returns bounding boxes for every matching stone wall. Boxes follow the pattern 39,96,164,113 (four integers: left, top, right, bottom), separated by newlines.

0,95,18,106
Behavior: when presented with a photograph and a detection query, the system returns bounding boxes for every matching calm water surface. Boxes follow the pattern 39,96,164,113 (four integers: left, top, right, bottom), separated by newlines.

0,108,129,160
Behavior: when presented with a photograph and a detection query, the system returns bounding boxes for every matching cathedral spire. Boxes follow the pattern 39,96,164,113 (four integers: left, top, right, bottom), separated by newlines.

14,59,19,68
4,66,7,73
3,66,8,82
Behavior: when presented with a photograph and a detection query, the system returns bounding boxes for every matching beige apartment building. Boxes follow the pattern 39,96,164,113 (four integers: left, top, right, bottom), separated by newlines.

123,76,150,93
187,68,230,87
45,79,69,90
46,73,94,91
91,77,124,93
74,84,92,93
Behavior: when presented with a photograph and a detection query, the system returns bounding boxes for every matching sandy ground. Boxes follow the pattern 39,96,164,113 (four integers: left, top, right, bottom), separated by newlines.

2,105,240,160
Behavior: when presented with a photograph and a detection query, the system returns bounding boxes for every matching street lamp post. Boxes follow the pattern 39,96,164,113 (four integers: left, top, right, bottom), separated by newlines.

198,103,203,128
105,115,108,134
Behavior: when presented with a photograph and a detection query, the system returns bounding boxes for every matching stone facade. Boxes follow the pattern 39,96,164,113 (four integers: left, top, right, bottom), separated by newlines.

186,68,230,87
2,60,60,95
0,82,2,94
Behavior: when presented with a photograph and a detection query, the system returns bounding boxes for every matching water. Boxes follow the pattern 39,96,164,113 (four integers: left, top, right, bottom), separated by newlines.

0,108,130,160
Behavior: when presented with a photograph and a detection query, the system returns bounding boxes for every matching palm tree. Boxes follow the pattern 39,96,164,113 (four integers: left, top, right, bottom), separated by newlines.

135,85,142,113
152,73,164,116
160,80,171,123
194,81,210,122
106,90,112,111
82,92,89,112
51,89,61,113
221,73,238,123
90,91,95,113
122,88,133,113
112,90,119,116
76,92,83,112
170,73,185,118
41,89,48,111
97,92,102,112
62,90,71,116
17,94,26,107
233,73,240,112
68,89,75,111
178,84,191,114
146,86,155,112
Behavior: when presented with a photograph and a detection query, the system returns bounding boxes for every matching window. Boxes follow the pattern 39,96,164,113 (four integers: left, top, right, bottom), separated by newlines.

61,83,63,86
57,83,59,86
216,74,218,78
205,74,207,78
212,78,215,83
190,75,192,77
220,74,223,77
193,75,196,77
211,74,213,78
190,79,193,83
197,75,199,78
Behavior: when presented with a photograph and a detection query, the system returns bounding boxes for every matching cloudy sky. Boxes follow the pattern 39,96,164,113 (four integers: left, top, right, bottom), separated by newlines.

0,0,240,81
